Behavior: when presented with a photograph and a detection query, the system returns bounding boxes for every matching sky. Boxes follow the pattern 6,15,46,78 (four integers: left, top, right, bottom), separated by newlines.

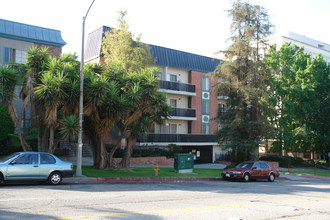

1,0,329,59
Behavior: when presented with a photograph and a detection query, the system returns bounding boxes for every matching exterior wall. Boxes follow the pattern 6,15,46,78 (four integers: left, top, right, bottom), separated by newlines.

113,156,174,166
0,37,33,64
0,38,63,65
210,76,219,134
166,94,189,108
190,71,202,134
190,71,218,135
267,32,330,63
154,120,188,134
86,57,101,65
166,67,189,84
35,43,62,57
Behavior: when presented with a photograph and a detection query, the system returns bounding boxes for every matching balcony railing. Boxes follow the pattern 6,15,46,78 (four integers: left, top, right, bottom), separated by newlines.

138,134,217,143
159,80,196,93
169,107,196,118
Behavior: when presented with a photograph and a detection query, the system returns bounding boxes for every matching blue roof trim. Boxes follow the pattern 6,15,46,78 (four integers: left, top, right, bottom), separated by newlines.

0,19,66,47
150,44,220,73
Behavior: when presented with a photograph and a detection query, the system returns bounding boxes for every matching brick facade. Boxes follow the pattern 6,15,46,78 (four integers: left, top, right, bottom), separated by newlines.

113,156,174,166
190,71,218,135
35,44,62,57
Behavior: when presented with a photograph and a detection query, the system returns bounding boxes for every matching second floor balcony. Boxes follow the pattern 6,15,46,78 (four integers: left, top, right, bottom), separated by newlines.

159,80,196,95
169,107,196,119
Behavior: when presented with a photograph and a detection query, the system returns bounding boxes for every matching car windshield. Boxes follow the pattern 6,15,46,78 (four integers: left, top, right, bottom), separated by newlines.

235,162,253,169
0,152,20,163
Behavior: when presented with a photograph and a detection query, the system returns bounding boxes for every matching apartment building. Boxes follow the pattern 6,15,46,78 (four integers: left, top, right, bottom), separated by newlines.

0,18,66,130
85,26,222,163
265,31,330,63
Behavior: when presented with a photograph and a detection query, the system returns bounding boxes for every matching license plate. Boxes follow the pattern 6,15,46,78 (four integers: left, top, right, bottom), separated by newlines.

226,174,230,177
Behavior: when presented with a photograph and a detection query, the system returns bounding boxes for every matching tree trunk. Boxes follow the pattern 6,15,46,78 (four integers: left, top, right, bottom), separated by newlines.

91,132,109,169
38,124,42,152
119,137,134,169
49,127,54,153
41,128,49,152
108,139,122,168
17,106,32,151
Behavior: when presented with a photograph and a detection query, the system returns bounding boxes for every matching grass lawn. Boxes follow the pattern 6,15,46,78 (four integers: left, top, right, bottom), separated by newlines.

78,166,330,178
286,170,330,178
81,166,223,178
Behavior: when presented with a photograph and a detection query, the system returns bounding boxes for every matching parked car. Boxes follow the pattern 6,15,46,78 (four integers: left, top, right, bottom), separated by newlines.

0,152,74,185
222,161,280,182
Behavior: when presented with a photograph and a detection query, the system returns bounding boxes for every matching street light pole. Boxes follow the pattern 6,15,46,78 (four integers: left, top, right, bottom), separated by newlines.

77,0,95,177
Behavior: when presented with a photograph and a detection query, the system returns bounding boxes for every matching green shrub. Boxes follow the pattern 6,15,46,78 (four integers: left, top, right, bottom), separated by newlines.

259,155,305,167
0,105,14,142
105,145,177,158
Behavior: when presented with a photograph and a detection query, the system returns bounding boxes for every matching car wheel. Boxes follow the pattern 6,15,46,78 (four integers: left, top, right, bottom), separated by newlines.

268,173,275,182
243,173,250,182
0,174,4,185
48,172,62,185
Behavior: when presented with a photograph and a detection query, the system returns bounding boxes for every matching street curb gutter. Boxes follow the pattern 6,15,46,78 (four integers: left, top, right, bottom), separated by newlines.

92,177,219,182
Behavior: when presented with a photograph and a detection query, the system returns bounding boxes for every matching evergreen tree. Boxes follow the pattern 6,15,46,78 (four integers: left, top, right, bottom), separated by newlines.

101,10,153,72
213,0,274,162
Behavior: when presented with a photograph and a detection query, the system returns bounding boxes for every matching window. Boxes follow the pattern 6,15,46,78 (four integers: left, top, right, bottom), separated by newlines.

168,74,177,82
40,154,56,164
169,99,177,108
260,162,270,169
161,123,177,134
170,124,177,134
15,154,38,164
202,101,210,115
111,125,121,138
218,104,227,114
201,76,210,91
4,48,28,64
201,124,210,134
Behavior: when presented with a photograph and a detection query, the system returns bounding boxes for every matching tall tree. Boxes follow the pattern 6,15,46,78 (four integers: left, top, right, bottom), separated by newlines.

101,10,153,72
264,43,330,158
213,0,274,162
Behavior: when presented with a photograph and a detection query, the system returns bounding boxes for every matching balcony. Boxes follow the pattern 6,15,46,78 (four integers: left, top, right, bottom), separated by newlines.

169,107,196,119
159,80,196,95
137,134,217,145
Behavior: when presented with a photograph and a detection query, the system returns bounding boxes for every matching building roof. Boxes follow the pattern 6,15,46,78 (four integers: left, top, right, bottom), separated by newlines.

0,19,66,47
84,26,220,73
149,44,220,73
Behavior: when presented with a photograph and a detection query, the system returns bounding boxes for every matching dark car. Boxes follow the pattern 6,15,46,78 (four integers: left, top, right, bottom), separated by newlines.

0,152,74,185
222,161,280,182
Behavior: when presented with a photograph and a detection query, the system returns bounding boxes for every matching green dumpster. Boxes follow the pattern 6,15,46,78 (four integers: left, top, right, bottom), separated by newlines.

174,153,194,173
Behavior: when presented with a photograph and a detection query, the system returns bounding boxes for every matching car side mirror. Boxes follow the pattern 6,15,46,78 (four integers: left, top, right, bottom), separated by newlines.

252,167,257,170
10,161,16,165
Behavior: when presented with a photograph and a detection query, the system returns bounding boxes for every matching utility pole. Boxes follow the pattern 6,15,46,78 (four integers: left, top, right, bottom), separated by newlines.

77,0,95,177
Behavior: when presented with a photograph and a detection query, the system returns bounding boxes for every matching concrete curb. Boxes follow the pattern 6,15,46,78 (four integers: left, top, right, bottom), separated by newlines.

64,176,297,183
283,172,330,180
92,177,219,182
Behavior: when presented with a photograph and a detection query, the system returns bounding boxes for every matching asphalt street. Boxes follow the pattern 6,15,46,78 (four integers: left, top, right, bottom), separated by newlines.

1,177,329,220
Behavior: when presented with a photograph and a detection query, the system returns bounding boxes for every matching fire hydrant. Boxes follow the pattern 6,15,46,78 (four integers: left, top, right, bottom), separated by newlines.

153,164,160,176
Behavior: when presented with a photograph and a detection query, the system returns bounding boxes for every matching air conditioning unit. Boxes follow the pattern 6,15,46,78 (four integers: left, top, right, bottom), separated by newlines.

202,115,210,123
202,91,210,100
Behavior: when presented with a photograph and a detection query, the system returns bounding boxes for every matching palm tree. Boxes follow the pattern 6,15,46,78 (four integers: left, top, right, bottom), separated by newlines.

112,67,170,169
0,65,18,126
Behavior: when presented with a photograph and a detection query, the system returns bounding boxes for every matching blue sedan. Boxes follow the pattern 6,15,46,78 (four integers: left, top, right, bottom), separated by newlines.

0,152,74,185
